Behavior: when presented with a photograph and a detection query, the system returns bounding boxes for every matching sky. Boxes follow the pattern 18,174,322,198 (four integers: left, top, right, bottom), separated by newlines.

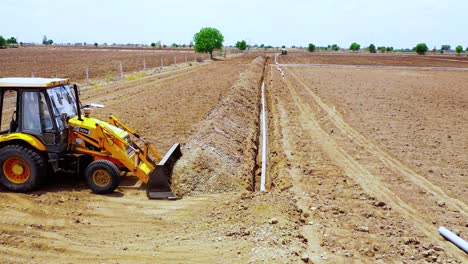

1,0,467,49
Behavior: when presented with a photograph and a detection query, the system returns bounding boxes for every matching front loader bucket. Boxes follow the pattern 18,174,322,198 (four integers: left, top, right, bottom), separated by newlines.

146,143,182,199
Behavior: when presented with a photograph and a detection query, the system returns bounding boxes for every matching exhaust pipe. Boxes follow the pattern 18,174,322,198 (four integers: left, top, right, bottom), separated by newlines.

146,143,182,199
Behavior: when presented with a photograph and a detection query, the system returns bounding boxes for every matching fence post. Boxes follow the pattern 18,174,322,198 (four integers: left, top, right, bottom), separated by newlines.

174,55,176,65
185,54,187,63
161,58,163,68
85,65,89,81
143,59,146,70
119,61,124,78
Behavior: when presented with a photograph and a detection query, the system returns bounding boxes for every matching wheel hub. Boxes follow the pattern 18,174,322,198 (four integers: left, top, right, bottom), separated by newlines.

3,157,30,184
12,164,24,175
92,169,111,187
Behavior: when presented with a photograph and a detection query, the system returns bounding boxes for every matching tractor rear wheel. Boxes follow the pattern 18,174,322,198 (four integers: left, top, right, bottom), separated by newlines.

0,144,45,192
85,160,120,194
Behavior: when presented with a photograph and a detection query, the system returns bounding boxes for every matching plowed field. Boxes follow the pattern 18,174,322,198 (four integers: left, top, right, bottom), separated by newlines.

278,52,468,68
268,54,467,263
0,50,467,263
0,47,206,81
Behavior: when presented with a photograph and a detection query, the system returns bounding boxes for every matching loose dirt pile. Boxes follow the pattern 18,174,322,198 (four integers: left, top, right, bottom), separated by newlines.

173,56,265,196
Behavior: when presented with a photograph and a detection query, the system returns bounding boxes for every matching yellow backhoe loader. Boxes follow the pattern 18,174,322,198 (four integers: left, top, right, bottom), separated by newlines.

0,77,181,199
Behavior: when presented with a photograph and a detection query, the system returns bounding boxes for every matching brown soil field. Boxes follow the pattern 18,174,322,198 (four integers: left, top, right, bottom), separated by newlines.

267,54,467,263
0,55,307,263
0,51,467,263
279,52,468,68
0,47,209,81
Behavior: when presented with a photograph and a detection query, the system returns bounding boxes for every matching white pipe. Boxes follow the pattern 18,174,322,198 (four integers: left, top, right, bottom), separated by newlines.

438,226,468,253
260,81,267,192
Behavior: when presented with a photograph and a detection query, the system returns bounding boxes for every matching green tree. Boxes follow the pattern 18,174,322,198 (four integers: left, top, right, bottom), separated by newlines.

378,46,386,53
455,45,463,55
151,42,156,47
0,36,6,48
6,37,17,45
368,44,376,53
235,40,247,52
386,46,393,52
349,42,360,52
441,45,451,52
193,27,224,59
47,39,53,45
94,43,98,47
171,43,179,48
281,45,286,48
331,44,339,51
42,35,48,45
308,43,316,52
415,43,428,55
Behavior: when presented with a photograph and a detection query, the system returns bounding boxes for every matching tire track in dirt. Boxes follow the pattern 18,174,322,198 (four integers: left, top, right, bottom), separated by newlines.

286,68,467,214
282,66,466,260
0,194,68,227
268,63,465,262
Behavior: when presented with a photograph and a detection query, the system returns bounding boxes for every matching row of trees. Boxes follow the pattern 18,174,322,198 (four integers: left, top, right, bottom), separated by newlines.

6,31,468,58
305,41,466,55
415,43,466,55
435,44,465,54
0,35,18,48
150,41,196,49
368,44,394,53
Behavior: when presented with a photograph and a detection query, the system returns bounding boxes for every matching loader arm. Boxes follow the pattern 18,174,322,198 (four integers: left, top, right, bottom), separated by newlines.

70,115,181,199
108,115,163,161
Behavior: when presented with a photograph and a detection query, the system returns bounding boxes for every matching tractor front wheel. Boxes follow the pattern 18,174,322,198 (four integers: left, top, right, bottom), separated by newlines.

85,160,120,194
0,144,45,192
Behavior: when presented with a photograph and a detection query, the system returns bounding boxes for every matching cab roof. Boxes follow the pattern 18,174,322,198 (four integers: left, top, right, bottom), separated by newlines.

0,78,70,88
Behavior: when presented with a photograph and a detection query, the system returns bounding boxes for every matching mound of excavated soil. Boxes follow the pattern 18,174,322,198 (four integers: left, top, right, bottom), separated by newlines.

172,56,265,196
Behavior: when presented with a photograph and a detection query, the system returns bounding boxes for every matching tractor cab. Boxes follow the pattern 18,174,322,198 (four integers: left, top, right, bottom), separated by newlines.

0,78,77,152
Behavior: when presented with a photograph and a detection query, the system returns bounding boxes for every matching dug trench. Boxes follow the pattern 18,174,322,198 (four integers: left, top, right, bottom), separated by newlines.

170,55,309,261
0,55,309,263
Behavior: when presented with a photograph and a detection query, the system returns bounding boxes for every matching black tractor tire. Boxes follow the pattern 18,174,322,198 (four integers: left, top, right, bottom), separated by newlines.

0,144,46,192
85,160,120,194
